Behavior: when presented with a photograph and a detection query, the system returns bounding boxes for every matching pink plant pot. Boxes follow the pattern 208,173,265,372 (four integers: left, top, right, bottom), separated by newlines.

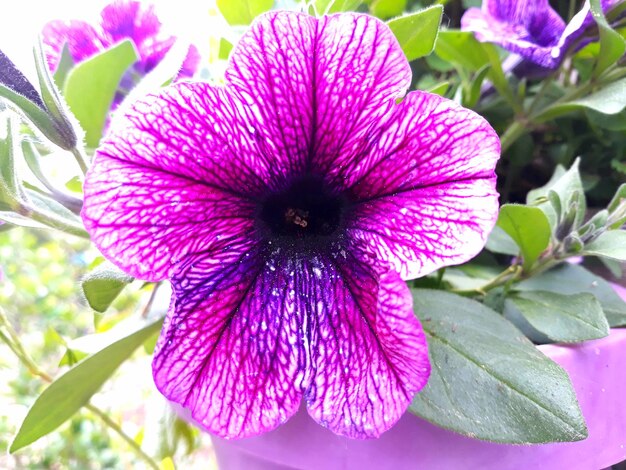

211,285,626,470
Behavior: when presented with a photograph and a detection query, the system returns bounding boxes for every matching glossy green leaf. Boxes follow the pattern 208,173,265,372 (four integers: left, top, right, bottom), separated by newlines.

496,204,551,270
590,0,626,77
526,159,585,229
313,0,362,14
435,31,490,71
64,40,138,148
508,291,609,342
387,6,443,62
217,0,273,24
82,262,134,312
410,289,587,443
10,318,163,452
516,264,626,327
465,64,490,108
583,230,626,261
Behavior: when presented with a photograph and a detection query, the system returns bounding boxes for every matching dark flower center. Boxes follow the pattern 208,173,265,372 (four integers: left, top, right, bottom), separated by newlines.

259,176,345,249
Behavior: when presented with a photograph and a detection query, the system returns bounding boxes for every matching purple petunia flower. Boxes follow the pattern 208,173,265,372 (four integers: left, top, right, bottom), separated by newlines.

42,0,200,83
462,0,622,69
82,11,500,439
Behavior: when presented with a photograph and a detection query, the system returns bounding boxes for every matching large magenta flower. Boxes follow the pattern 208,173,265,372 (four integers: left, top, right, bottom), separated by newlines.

42,0,199,81
82,12,500,439
462,0,622,69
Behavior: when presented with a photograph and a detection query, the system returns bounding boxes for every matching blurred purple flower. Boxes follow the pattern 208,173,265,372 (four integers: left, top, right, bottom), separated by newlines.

42,0,200,82
462,0,622,69
82,12,500,439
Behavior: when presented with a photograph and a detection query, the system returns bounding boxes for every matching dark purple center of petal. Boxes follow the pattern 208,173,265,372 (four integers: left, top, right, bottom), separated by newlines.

258,176,346,251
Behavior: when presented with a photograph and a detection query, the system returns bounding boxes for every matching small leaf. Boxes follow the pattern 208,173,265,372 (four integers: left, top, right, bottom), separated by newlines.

508,291,609,342
465,63,491,108
517,264,626,327
82,262,134,313
496,204,551,270
583,230,626,261
387,6,443,62
590,0,626,77
526,159,585,229
64,40,138,148
10,318,163,452
410,289,587,444
536,78,626,121
217,0,273,25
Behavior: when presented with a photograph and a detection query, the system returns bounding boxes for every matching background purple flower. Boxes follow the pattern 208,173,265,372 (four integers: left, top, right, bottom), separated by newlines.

462,0,622,69
82,12,500,439
42,0,199,81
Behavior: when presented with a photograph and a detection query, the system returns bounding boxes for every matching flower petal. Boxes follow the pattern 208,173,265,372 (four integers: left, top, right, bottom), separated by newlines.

344,91,500,279
305,251,430,438
225,11,410,187
461,0,566,68
309,14,411,180
153,246,311,438
42,20,107,71
82,82,270,281
100,0,161,47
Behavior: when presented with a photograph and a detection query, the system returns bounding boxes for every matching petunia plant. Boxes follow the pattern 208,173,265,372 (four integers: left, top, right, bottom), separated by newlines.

0,0,625,467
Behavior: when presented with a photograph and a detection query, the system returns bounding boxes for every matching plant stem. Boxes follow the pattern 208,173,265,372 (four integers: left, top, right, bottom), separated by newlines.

499,119,527,153
70,147,89,175
86,405,159,470
0,309,159,470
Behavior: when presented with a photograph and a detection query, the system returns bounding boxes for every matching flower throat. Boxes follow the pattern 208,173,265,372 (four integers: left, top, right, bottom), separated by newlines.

260,176,345,245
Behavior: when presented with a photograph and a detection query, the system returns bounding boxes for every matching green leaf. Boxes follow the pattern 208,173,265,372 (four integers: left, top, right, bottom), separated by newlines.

219,39,234,61
313,0,362,14
366,0,407,19
10,318,163,452
516,264,626,327
410,289,587,443
81,262,134,313
607,183,626,229
426,81,449,96
33,38,78,150
217,0,273,25
583,230,626,261
508,291,609,342
52,43,74,90
526,159,585,229
590,0,626,77
496,204,551,270
464,63,490,108
64,40,138,148
485,225,519,255
0,117,26,207
435,31,490,71
387,6,443,62
536,78,626,121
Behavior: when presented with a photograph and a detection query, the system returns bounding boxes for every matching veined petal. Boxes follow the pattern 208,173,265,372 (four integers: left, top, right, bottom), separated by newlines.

462,0,566,68
225,12,317,183
42,20,107,71
153,246,311,438
82,82,271,281
225,11,410,188
306,252,430,438
310,13,411,181
344,91,500,279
